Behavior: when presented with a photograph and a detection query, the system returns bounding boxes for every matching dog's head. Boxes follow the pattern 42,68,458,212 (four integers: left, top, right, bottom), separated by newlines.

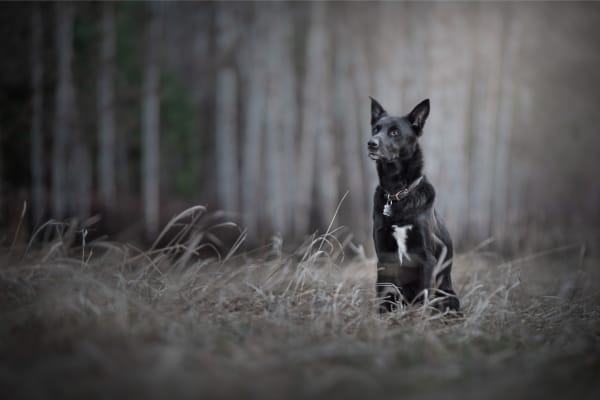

367,98,430,161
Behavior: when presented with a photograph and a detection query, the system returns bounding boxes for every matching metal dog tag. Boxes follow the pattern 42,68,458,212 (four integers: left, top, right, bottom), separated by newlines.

383,202,392,217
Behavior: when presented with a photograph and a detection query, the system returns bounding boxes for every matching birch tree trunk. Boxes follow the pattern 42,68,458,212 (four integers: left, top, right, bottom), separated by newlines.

0,126,2,224
215,4,239,214
296,2,336,235
466,3,504,239
0,131,2,223
333,8,364,238
115,129,131,207
31,4,44,225
492,3,522,239
374,2,408,113
215,68,239,213
426,3,474,236
191,4,212,199
264,3,296,235
351,6,378,244
142,4,161,238
97,2,116,213
71,138,91,221
52,2,75,219
241,5,267,237
401,2,431,110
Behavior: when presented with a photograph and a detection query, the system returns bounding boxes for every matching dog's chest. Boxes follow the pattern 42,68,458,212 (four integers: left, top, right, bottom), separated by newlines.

391,224,420,266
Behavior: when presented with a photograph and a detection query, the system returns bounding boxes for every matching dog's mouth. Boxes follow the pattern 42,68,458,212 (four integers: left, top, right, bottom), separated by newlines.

368,152,382,160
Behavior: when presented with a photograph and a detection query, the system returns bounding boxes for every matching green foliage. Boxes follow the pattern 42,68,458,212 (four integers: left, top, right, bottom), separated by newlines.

113,3,201,197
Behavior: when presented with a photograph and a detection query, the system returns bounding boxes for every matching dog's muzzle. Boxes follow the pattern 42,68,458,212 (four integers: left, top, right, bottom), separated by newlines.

367,138,381,160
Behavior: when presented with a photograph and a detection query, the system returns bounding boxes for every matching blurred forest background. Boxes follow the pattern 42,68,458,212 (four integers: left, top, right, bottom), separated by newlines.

0,1,599,251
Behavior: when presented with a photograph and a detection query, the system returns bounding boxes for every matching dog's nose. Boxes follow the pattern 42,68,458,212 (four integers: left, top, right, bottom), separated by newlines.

368,138,379,150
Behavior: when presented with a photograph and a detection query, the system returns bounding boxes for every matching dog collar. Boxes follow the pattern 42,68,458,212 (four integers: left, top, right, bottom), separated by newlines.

384,176,423,202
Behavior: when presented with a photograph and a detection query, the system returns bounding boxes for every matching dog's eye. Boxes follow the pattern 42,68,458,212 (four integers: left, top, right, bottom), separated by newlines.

389,128,399,137
372,125,380,134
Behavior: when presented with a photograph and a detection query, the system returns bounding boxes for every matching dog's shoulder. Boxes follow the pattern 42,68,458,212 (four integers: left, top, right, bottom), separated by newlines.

404,177,436,212
415,177,436,203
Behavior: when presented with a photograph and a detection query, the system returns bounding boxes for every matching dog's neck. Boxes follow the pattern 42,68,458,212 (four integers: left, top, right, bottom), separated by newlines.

376,145,424,193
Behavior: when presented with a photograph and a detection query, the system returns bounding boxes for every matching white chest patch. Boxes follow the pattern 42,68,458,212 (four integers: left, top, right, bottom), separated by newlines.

392,224,413,264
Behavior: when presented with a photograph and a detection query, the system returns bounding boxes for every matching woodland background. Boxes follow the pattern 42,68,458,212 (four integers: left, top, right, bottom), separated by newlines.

1,1,599,251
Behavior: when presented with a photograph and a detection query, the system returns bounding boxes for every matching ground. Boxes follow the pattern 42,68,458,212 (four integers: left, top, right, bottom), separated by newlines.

0,221,599,400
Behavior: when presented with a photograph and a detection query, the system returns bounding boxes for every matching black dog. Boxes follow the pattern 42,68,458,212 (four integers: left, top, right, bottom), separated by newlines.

367,97,459,313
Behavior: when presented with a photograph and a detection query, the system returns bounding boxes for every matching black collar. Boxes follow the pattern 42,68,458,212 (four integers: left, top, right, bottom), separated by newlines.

384,176,423,202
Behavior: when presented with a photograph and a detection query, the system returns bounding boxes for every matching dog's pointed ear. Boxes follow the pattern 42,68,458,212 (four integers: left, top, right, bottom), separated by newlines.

408,99,430,133
370,96,388,125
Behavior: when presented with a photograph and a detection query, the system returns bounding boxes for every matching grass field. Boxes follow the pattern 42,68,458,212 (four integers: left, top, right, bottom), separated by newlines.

1,214,599,400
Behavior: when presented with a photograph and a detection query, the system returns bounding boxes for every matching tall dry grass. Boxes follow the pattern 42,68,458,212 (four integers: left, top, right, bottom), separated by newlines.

1,207,599,399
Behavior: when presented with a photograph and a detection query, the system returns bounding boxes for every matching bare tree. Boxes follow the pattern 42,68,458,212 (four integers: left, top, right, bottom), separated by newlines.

142,3,161,238
351,7,378,243
241,4,267,238
52,2,75,220
98,2,116,212
0,137,1,214
215,70,239,212
492,3,522,239
401,2,431,110
215,4,239,214
333,8,364,237
425,3,474,235
374,2,407,113
466,3,504,239
296,2,336,235
190,3,212,199
31,3,44,225
71,137,92,221
264,3,297,235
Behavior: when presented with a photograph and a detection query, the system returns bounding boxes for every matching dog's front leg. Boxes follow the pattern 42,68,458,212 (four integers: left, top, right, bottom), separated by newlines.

421,253,437,305
376,269,401,313
373,225,403,313
376,248,402,313
376,258,420,313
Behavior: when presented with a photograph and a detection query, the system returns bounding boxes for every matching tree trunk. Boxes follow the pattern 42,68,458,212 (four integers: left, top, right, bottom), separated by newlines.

241,4,267,238
215,68,239,213
466,3,504,240
71,140,91,221
426,2,474,237
52,2,75,220
0,126,2,225
492,4,522,239
190,3,212,200
142,4,161,238
215,4,239,215
264,3,296,235
31,3,44,225
97,2,116,213
401,2,431,110
296,2,335,235
374,2,407,113
351,6,378,248
333,8,364,239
